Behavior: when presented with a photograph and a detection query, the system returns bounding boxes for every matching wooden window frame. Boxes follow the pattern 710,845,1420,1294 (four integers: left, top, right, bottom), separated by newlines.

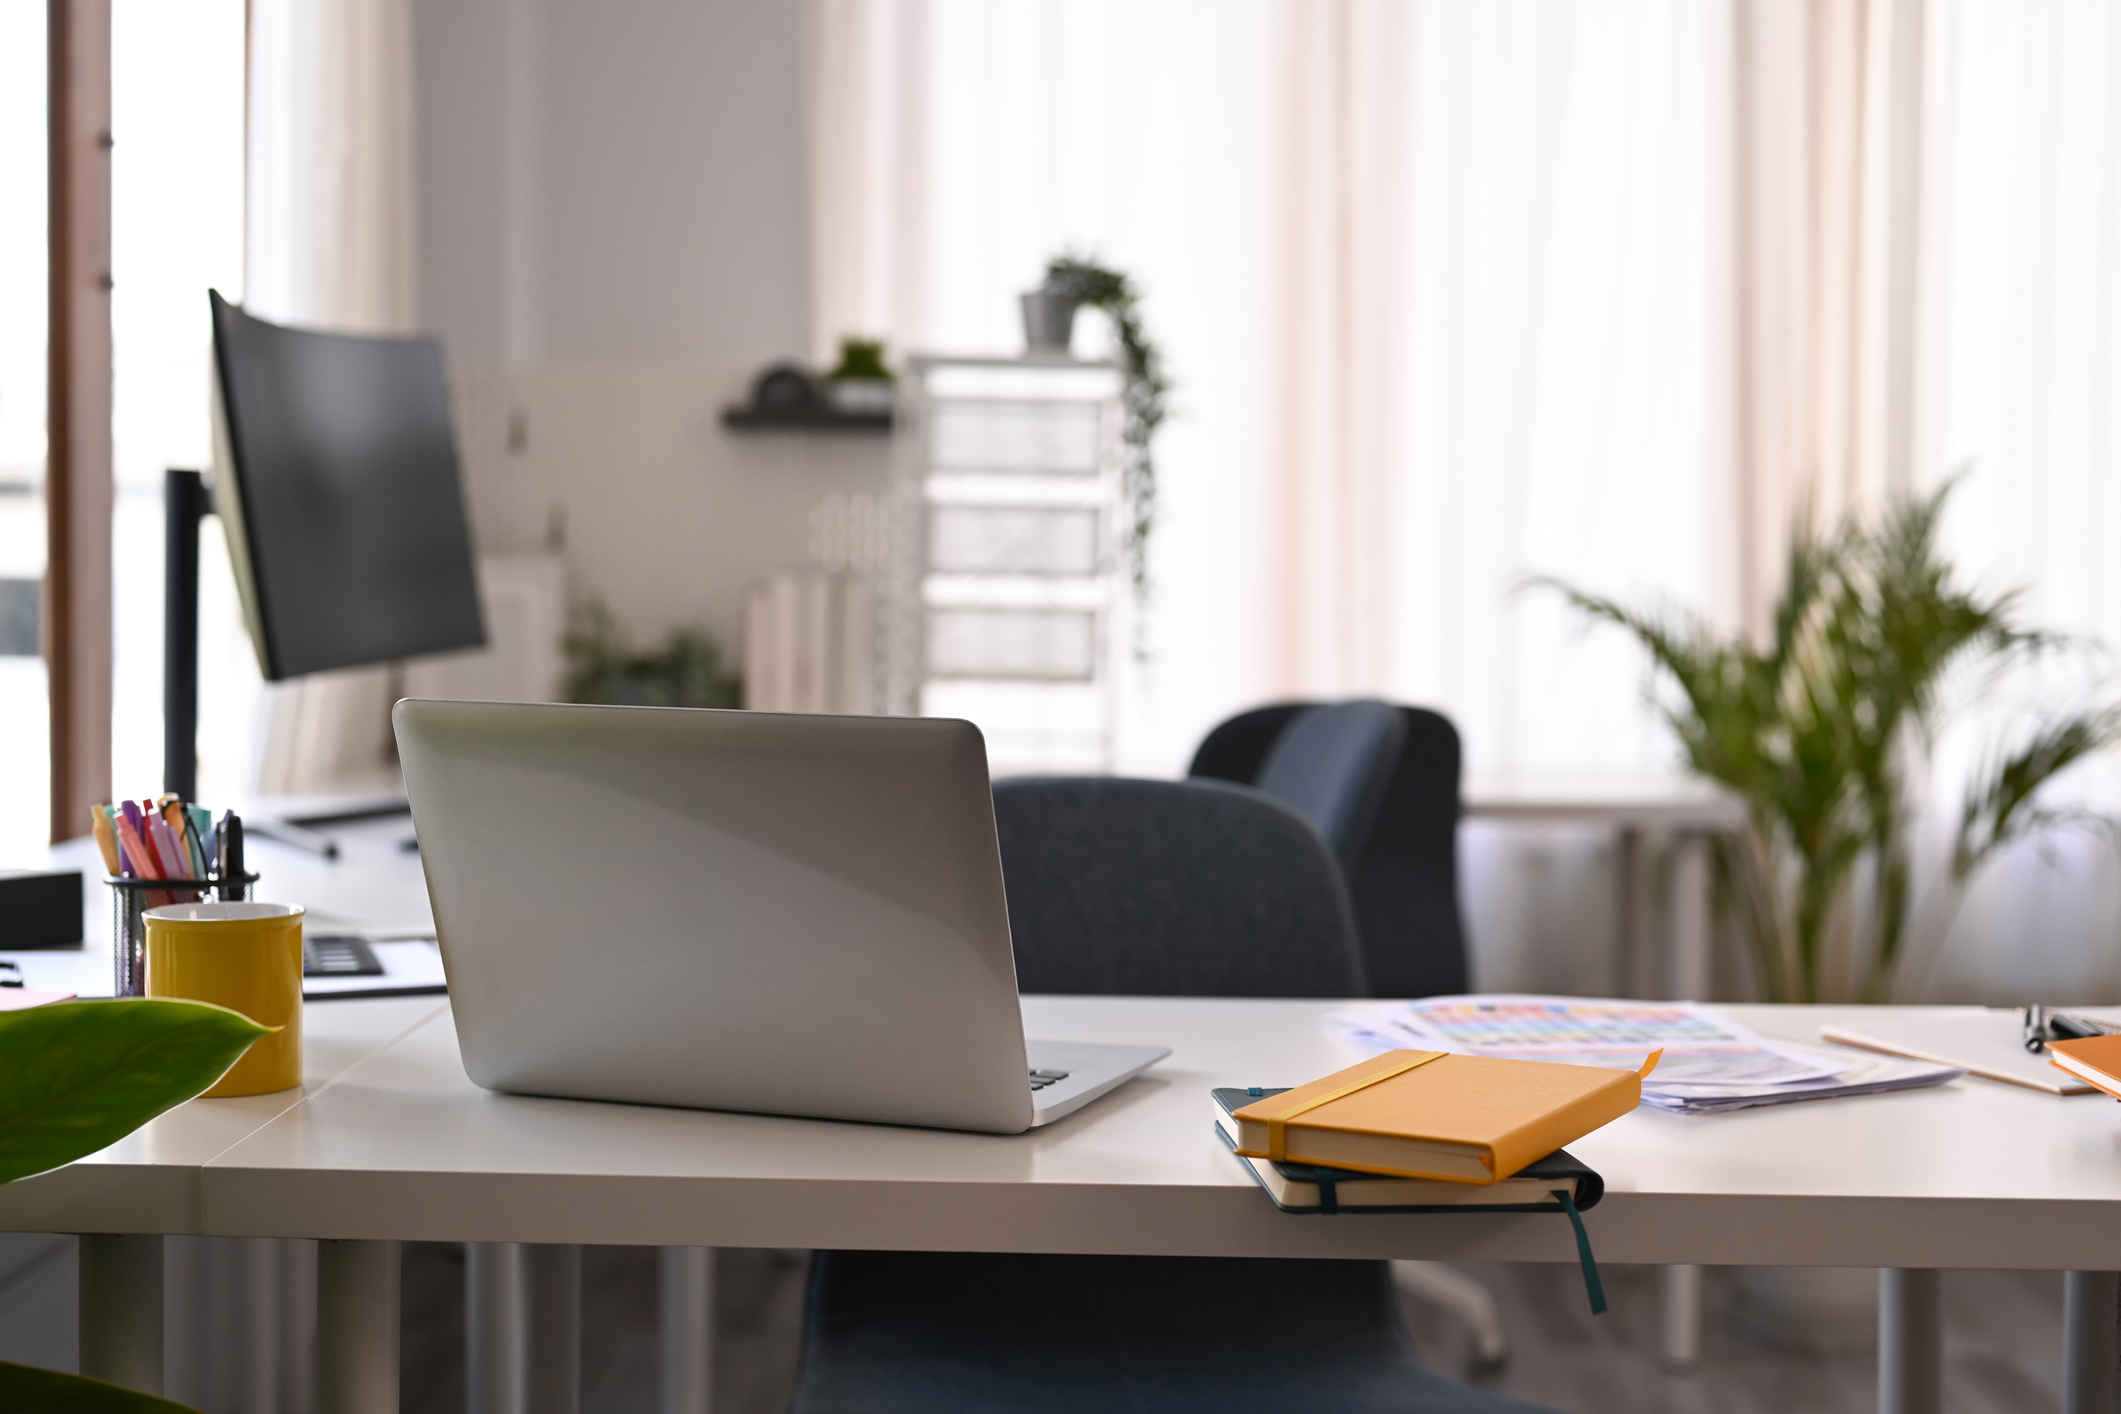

47,0,113,844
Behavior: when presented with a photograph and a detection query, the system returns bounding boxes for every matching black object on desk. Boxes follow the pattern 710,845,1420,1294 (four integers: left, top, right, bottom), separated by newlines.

304,934,385,978
2023,1004,2121,1053
0,870,83,949
107,814,258,997
106,864,261,998
246,818,341,860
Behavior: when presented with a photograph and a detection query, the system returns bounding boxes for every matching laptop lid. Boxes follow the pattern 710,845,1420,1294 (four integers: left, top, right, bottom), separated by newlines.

394,700,1036,1133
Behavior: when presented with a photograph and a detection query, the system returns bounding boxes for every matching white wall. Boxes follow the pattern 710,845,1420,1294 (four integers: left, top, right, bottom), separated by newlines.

412,0,882,649
451,363,887,651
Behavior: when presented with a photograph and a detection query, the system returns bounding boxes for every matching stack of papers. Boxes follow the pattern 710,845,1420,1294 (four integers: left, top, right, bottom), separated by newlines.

1328,995,1962,1114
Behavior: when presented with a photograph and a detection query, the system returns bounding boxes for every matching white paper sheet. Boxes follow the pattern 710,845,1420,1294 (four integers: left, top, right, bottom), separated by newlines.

1328,994,1845,1088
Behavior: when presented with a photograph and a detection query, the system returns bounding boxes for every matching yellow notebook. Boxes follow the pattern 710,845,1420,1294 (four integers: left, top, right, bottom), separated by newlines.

1228,1048,1651,1185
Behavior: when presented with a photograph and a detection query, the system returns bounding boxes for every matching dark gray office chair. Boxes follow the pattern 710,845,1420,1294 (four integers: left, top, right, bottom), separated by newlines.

784,778,1559,1414
1192,702,1469,998
1252,698,1406,867
789,1252,1551,1414
997,776,1362,997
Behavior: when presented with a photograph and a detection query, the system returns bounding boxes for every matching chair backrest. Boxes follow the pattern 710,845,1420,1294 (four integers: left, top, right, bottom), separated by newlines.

1189,701,1469,998
995,777,1365,997
1252,699,1405,865
1348,707,1467,996
1187,703,1305,783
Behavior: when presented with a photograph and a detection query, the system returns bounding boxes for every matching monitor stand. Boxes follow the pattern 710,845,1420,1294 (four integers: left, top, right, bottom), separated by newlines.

163,468,414,851
247,795,414,861
163,468,211,805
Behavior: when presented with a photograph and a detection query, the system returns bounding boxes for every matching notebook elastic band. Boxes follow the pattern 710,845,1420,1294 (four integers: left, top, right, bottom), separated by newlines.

1556,1188,1606,1316
1257,1050,1445,1162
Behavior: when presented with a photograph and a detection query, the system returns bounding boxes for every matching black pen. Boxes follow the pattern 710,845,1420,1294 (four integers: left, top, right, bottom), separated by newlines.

218,811,244,901
2023,1004,2120,1053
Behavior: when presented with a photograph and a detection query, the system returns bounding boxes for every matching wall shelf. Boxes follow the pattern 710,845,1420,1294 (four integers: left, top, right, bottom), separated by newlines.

721,407,892,433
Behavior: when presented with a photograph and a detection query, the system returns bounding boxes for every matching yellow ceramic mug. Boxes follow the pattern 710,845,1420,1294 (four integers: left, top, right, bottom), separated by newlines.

144,901,305,1097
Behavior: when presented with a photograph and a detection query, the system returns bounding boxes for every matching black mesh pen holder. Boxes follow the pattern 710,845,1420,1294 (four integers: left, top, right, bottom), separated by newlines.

106,872,260,998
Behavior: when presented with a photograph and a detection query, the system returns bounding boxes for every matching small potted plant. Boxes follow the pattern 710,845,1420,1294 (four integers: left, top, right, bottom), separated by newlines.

563,599,742,710
824,337,896,416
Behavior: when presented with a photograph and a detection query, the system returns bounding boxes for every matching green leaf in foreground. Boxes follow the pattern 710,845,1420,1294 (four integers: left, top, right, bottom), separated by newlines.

0,998,272,1185
0,1360,203,1412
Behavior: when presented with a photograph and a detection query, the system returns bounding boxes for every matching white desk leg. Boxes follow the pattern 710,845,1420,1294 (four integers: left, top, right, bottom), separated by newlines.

525,1245,580,1414
1655,836,1712,1376
1667,829,1712,1001
1878,1269,1941,1414
468,1243,527,1414
79,1234,164,1395
2062,1271,2118,1414
240,1236,285,1413
659,1247,714,1414
468,1243,580,1414
1657,1264,1702,1370
318,1240,400,1414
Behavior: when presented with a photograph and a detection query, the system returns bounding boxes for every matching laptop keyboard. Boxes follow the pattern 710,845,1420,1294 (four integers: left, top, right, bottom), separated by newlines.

1028,1069,1071,1092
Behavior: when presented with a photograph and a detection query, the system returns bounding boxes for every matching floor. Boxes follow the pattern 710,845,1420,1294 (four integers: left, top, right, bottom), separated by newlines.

401,1245,809,1414
400,1247,2065,1414
1409,1263,2062,1414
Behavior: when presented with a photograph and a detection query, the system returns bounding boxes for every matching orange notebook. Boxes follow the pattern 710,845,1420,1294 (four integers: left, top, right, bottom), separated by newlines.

1228,1048,1652,1185
2046,1034,2121,1100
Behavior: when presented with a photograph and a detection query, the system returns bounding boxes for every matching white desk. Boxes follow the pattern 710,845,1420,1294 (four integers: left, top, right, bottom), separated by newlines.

0,826,443,1405
5,995,2110,1414
18,992,2119,1266
6,825,2106,1414
0,995,448,1401
0,997,446,1238
1463,774,1749,1004
174,1000,2121,1269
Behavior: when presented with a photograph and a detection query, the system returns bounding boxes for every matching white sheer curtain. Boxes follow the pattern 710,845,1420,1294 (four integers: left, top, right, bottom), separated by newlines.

242,0,419,796
812,0,2121,1000
814,0,1740,781
246,0,418,334
1914,0,2121,1000
809,0,1745,994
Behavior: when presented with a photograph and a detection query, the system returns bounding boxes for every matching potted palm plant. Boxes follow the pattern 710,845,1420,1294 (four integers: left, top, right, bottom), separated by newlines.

1543,481,2121,1004
1546,482,2121,1349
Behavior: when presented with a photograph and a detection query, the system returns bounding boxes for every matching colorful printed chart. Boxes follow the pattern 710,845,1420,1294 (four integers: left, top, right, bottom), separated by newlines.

1330,995,1843,1089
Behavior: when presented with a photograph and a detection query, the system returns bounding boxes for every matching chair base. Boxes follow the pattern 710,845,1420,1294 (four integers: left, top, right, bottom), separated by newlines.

787,1251,1558,1414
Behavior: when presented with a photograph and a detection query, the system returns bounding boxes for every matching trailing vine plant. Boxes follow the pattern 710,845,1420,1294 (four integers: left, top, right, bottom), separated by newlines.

1040,255,1171,636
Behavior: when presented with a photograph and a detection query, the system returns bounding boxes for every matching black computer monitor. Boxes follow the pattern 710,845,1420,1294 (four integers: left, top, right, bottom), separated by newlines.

208,291,486,681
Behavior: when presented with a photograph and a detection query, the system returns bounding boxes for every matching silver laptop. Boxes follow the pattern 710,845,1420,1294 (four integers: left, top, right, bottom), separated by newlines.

393,699,1168,1133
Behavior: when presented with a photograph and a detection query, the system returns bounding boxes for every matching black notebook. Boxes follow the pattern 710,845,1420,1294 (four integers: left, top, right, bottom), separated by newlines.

1211,1086,1605,1216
